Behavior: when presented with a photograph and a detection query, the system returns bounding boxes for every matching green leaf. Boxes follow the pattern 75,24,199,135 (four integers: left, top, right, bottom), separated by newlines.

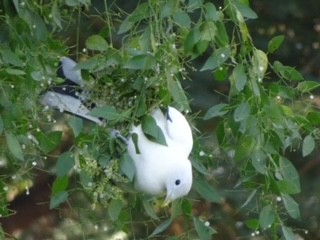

68,117,83,138
118,18,134,34
200,21,217,42
204,2,219,21
278,157,301,194
90,106,123,121
200,46,231,71
141,115,167,146
193,179,221,203
251,148,267,174
56,152,75,177
203,103,228,120
282,226,296,240
214,66,228,81
215,21,229,47
273,61,304,81
52,176,69,195
51,3,62,28
50,191,68,209
232,64,247,92
259,205,275,230
191,159,209,176
282,194,301,220
120,153,135,181
193,217,217,240
252,49,268,79
302,134,315,157
108,199,124,221
38,131,62,153
174,11,191,28
234,102,250,122
149,219,172,238
5,132,24,161
229,0,258,19
124,54,156,70
0,48,24,67
297,81,320,93
118,2,148,34
268,35,285,53
277,180,300,194
167,78,190,112
245,219,259,230
307,111,320,125
86,35,109,52
74,56,101,70
65,0,81,7
142,199,159,220
234,136,256,161
181,199,193,216
0,116,3,135
184,27,201,54
5,68,25,75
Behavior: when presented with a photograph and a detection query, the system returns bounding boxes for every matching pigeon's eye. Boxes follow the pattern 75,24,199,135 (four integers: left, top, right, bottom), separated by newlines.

175,179,181,185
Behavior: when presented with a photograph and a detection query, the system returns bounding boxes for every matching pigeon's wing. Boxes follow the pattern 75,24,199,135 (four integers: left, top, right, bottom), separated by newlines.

163,106,193,156
127,124,169,195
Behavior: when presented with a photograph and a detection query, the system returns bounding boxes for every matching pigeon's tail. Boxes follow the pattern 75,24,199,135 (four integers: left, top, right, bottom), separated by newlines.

39,57,103,126
40,90,103,125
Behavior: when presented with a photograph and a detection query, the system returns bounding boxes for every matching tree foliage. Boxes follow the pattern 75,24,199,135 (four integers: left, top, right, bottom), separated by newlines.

0,0,319,239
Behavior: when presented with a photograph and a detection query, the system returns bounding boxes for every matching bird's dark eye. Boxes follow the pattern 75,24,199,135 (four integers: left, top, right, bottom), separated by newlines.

175,179,181,185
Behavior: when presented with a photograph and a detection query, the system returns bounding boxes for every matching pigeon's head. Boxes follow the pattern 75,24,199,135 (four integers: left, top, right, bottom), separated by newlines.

163,159,193,206
58,57,83,86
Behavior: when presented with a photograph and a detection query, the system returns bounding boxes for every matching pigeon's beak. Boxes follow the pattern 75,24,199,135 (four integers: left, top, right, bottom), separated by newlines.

162,192,173,207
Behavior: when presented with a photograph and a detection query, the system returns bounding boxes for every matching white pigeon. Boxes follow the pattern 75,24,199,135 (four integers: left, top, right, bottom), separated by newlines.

40,57,103,125
127,106,193,205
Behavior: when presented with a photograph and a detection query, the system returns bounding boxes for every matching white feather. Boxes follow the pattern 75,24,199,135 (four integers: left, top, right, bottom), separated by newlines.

127,106,193,203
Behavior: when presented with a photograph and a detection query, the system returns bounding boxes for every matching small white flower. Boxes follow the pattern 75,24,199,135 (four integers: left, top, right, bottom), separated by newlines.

26,186,30,195
276,196,282,202
204,221,210,227
309,95,314,100
32,161,37,166
259,66,264,72
220,53,225,58
199,151,206,156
